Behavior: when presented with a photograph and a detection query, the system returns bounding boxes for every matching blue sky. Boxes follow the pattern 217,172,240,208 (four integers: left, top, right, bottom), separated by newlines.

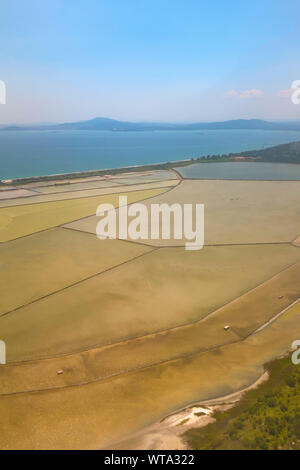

0,0,299,123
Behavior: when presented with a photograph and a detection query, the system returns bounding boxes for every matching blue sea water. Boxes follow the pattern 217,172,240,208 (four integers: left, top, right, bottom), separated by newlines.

0,129,300,179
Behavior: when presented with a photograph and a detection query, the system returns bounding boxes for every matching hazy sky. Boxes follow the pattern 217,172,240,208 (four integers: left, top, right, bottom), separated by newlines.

0,0,300,124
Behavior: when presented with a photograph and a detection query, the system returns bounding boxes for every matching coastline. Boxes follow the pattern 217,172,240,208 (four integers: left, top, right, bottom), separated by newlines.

2,140,300,185
2,156,299,187
105,370,270,450
0,159,196,186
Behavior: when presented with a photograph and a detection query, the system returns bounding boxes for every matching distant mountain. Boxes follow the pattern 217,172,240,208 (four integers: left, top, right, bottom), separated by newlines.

185,119,300,131
55,117,142,131
0,122,55,130
1,117,300,132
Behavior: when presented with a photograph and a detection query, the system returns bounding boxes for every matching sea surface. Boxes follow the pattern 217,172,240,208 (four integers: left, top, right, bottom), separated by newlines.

0,129,300,179
176,161,300,180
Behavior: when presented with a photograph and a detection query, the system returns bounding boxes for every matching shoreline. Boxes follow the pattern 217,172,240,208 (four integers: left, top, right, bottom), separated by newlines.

0,159,196,185
105,370,270,450
1,139,300,185
2,157,300,186
113,346,296,451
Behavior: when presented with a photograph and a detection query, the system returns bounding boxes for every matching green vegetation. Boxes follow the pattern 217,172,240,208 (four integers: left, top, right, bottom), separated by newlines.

184,355,300,450
182,141,300,163
239,141,300,163
1,163,186,186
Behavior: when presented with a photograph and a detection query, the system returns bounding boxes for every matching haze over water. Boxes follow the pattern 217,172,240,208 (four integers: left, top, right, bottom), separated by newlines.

1,129,300,179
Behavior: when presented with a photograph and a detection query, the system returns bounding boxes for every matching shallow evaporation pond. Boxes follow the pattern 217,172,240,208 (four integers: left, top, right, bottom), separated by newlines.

176,162,300,180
